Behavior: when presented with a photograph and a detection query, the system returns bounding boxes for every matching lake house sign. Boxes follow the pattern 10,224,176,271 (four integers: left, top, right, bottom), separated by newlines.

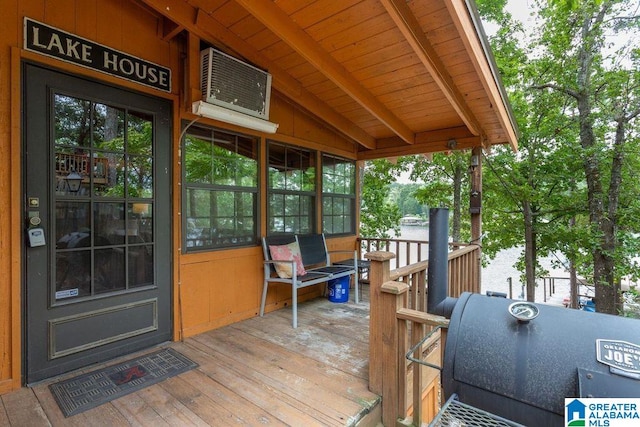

24,18,171,92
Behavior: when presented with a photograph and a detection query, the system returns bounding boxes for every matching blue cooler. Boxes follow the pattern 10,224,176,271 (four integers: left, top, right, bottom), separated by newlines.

328,276,350,303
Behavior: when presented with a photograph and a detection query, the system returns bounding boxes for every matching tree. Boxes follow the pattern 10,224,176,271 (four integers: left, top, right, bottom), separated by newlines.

408,152,470,243
359,159,404,238
475,0,640,312
531,0,640,313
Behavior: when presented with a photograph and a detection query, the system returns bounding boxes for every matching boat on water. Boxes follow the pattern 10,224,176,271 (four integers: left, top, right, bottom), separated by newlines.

400,215,428,226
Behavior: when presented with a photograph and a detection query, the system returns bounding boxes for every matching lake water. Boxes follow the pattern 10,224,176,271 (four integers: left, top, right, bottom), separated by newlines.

394,225,574,303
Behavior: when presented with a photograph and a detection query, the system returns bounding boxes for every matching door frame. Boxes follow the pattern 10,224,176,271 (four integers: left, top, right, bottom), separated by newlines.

21,61,175,384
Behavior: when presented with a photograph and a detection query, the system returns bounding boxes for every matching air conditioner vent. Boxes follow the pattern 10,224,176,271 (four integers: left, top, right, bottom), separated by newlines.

200,48,272,120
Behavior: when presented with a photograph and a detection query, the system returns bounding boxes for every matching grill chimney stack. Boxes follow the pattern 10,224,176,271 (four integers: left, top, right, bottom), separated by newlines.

427,208,457,317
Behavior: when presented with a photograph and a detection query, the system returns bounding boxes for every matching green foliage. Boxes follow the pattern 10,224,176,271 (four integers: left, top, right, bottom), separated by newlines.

475,0,640,310
406,152,470,242
360,159,404,238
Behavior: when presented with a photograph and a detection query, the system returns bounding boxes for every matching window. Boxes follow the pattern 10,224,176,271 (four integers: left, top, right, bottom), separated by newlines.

322,154,356,235
53,94,156,299
267,142,315,235
183,125,259,250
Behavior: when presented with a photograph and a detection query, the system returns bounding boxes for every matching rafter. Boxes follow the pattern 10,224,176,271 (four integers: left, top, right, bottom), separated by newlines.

445,0,518,151
233,0,416,145
137,0,376,149
380,0,482,138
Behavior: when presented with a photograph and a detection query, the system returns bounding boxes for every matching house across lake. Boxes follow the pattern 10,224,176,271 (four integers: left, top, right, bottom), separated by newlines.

400,215,428,226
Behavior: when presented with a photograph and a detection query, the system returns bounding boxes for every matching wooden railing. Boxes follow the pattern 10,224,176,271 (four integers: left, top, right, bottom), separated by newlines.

56,152,109,183
358,237,472,270
366,244,481,426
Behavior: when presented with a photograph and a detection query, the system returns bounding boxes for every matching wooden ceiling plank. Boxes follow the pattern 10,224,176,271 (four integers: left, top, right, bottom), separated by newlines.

341,41,413,74
229,13,263,40
290,0,364,30
308,3,390,44
364,64,432,91
234,0,416,144
328,26,405,64
380,0,483,139
298,69,330,87
137,0,376,149
315,13,396,52
245,28,280,51
210,0,248,26
261,40,296,62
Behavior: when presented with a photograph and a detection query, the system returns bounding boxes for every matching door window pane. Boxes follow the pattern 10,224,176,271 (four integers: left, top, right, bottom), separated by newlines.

127,111,153,155
94,202,125,245
93,103,125,149
94,248,126,294
55,201,91,246
54,95,92,148
130,203,153,244
94,153,125,197
56,250,91,299
127,155,153,198
52,93,156,302
129,245,154,288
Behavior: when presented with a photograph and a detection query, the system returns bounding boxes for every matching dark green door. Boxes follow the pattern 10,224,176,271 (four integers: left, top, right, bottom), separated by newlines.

23,64,172,383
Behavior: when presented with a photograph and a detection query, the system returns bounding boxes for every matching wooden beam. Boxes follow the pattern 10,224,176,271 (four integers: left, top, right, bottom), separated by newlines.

137,0,376,149
380,0,483,138
161,18,184,41
445,0,518,151
375,125,475,148
358,136,481,160
233,0,416,145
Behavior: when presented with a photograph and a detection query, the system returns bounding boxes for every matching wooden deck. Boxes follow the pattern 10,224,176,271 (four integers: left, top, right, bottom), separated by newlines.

0,294,380,426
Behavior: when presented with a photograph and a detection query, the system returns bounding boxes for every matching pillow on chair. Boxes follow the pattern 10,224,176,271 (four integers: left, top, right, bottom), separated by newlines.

269,242,307,278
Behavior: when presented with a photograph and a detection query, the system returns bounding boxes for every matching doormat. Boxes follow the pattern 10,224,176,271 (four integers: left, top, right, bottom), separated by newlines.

49,347,198,417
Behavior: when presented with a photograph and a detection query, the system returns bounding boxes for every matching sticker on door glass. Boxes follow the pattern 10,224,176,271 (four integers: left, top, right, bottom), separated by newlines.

56,289,79,299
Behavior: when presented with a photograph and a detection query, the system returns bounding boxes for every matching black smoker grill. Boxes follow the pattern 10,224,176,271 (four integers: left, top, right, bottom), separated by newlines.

425,209,640,426
439,293,640,426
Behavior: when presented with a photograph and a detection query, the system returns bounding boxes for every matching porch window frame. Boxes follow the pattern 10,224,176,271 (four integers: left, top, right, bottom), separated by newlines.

181,123,260,252
266,141,316,236
321,154,356,236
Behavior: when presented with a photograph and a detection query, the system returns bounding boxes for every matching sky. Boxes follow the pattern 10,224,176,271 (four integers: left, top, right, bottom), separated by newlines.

483,0,536,38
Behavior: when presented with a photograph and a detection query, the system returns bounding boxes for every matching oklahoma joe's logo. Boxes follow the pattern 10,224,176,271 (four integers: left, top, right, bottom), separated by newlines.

596,339,640,374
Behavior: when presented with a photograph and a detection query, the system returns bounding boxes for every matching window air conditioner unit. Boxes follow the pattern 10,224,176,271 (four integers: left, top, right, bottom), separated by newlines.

200,47,272,120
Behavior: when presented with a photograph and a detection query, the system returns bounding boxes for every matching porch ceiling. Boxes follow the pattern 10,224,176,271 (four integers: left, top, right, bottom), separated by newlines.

139,0,519,159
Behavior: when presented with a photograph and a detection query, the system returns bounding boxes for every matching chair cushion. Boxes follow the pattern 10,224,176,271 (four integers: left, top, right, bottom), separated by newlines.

269,242,307,278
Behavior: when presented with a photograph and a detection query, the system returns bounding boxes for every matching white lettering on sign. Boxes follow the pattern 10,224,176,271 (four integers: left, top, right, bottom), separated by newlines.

596,339,640,374
31,26,93,63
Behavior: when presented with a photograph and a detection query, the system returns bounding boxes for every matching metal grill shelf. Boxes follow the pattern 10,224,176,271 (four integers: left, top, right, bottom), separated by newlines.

429,394,525,427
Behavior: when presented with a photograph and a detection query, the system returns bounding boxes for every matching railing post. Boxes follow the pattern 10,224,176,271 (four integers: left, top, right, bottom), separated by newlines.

380,281,409,427
365,251,395,395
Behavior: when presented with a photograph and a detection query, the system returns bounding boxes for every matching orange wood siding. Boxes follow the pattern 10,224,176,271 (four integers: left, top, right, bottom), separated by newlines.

0,0,183,393
0,0,361,393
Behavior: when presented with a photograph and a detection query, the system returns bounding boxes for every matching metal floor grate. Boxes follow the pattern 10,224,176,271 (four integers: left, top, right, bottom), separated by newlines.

429,394,525,427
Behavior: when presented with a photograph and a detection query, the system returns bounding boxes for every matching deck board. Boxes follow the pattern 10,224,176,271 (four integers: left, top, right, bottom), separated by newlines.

0,292,377,426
